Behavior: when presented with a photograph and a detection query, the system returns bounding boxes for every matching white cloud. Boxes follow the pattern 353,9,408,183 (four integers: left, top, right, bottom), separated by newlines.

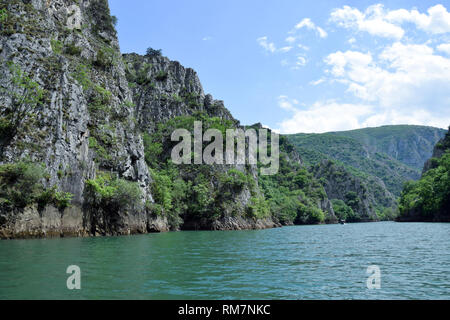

437,43,450,54
310,78,325,86
276,99,450,134
298,44,310,51
257,36,276,53
257,37,294,54
202,36,213,41
385,4,450,34
285,36,296,43
362,109,450,129
324,42,450,117
316,27,328,38
279,46,293,53
330,4,405,39
278,95,298,112
331,4,450,39
277,100,374,133
293,56,307,69
293,18,328,38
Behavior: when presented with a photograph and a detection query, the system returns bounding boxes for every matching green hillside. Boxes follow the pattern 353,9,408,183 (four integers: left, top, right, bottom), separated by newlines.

398,127,450,222
331,125,446,170
287,125,446,197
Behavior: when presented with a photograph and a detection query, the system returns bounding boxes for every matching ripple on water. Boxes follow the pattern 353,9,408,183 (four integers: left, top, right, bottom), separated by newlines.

0,222,449,299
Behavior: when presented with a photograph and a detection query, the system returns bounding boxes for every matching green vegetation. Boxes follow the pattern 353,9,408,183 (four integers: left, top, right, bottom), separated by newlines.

287,126,446,198
146,48,162,57
0,8,7,23
0,161,72,211
1,62,46,144
399,152,450,220
50,39,63,55
331,199,358,222
155,70,168,81
287,133,419,196
258,134,329,225
72,64,92,90
64,43,82,56
94,46,117,69
182,91,201,108
142,112,260,229
89,0,117,36
398,128,450,221
85,172,142,212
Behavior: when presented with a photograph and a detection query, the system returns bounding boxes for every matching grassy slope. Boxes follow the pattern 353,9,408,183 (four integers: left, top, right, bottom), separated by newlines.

286,125,446,197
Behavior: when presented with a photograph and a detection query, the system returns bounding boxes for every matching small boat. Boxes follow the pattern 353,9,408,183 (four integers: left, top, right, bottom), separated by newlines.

339,219,346,225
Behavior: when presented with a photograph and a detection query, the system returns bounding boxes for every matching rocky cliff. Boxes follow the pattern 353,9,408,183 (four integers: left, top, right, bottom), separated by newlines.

398,127,450,222
331,125,446,170
287,126,446,197
0,0,376,239
311,160,397,221
0,0,165,238
0,0,285,238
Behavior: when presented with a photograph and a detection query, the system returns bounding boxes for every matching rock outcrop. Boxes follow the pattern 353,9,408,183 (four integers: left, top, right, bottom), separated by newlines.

0,0,348,239
0,0,157,238
312,160,397,221
398,126,450,222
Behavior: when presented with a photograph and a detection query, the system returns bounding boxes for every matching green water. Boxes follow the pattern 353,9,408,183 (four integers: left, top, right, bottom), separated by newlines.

0,222,449,300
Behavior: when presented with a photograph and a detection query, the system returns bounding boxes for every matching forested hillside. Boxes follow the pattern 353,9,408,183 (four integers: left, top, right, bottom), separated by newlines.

398,127,450,222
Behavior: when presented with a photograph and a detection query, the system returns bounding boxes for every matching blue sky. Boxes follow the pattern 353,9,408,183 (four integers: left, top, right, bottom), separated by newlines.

109,0,450,133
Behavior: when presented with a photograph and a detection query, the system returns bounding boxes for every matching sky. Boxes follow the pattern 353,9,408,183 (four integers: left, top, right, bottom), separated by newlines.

109,0,450,133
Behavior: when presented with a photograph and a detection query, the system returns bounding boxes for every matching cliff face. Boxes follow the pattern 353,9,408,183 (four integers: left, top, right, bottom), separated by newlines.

311,160,397,221
287,126,446,198
0,0,281,238
398,127,450,222
0,0,359,239
423,128,450,174
123,54,279,231
123,53,237,132
0,0,156,238
331,125,446,171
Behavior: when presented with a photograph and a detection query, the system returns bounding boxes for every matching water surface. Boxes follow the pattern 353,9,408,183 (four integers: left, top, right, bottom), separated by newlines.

0,222,449,299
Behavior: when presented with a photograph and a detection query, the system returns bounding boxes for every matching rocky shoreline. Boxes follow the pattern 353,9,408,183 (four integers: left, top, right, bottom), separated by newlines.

0,204,283,240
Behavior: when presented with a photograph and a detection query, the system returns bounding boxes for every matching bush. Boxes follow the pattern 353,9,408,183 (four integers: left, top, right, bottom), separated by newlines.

0,161,44,208
85,172,142,212
399,152,450,219
94,47,116,69
89,0,116,36
247,196,270,219
155,70,168,81
0,8,7,23
0,161,73,211
331,199,356,221
146,48,162,57
143,133,163,165
296,203,325,224
0,116,14,141
37,186,73,211
65,43,82,56
149,168,188,229
51,39,63,55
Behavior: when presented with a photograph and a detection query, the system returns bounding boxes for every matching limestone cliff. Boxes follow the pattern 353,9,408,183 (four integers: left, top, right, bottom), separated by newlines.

311,160,397,221
0,0,346,239
0,0,281,238
0,0,155,238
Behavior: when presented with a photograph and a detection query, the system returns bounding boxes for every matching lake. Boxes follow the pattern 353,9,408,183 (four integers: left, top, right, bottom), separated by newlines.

0,222,449,299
